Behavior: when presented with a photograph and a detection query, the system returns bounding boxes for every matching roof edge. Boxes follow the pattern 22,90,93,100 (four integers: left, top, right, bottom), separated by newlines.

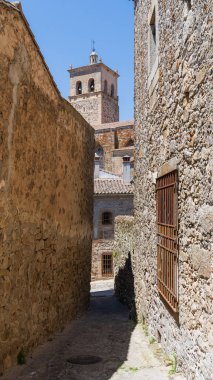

68,62,119,78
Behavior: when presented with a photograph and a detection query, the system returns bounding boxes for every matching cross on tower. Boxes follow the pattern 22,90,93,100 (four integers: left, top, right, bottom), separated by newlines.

91,40,95,52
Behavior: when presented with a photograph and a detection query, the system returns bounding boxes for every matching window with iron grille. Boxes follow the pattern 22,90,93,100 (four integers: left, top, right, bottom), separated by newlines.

102,212,112,225
102,254,113,277
156,170,179,313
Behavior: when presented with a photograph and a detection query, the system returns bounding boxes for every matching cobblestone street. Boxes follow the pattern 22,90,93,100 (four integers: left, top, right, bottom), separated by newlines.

3,281,186,380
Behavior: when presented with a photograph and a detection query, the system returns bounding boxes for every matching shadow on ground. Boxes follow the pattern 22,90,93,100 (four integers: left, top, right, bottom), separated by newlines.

3,284,135,380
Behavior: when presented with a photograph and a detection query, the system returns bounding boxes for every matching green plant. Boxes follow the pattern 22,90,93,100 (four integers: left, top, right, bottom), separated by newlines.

149,336,156,344
142,323,148,336
129,367,139,373
112,251,118,258
117,364,127,373
17,348,26,365
168,353,177,375
117,364,139,373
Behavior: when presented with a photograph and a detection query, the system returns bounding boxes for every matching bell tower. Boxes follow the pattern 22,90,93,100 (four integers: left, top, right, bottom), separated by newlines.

68,49,119,127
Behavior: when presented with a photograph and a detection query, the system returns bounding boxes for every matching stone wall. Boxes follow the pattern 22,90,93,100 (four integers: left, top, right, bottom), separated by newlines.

95,129,115,172
114,216,135,311
92,240,114,280
95,124,134,173
115,127,134,149
134,0,213,379
0,1,94,372
102,93,119,124
70,94,102,126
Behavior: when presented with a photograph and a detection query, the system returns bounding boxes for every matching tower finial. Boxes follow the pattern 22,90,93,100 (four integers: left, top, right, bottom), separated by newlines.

92,40,95,52
90,40,98,65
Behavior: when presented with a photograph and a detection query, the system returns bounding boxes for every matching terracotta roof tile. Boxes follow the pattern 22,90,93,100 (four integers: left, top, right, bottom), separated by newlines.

94,179,134,195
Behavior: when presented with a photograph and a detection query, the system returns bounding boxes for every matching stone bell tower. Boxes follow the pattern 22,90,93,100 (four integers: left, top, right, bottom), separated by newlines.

68,49,119,127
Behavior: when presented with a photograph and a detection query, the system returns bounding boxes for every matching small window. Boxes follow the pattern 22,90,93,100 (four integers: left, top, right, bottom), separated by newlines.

125,139,134,147
76,81,82,95
104,80,108,94
88,78,95,92
111,84,115,97
102,254,113,277
149,7,157,72
102,212,112,225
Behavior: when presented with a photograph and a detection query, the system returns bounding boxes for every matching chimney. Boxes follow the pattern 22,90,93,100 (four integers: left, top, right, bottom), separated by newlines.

94,154,100,179
123,156,131,184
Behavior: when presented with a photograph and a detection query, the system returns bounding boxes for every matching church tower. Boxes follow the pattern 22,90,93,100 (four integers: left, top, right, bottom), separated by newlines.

68,49,119,127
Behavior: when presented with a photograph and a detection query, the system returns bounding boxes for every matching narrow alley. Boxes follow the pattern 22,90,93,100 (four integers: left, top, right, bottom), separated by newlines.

1,2,212,379
3,281,186,380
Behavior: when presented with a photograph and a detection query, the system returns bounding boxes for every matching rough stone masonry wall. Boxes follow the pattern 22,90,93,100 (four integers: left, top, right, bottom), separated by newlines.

92,240,114,280
71,94,102,126
0,2,94,372
114,216,135,310
134,0,213,379
95,129,115,172
115,127,134,149
101,93,119,124
95,126,134,173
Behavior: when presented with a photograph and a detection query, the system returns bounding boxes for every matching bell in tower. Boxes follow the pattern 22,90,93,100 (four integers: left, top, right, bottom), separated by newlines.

68,43,119,126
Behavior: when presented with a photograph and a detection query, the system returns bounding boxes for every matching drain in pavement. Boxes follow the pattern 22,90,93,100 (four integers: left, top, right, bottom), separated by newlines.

67,355,102,365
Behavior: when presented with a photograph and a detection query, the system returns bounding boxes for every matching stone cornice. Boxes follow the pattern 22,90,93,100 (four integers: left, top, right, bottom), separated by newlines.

68,62,119,78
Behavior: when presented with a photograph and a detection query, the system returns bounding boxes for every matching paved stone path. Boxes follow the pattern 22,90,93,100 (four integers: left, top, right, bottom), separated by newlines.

3,280,186,380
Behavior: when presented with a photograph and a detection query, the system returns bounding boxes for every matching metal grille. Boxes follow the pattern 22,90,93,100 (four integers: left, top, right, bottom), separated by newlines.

102,254,113,277
156,170,179,313
102,212,112,225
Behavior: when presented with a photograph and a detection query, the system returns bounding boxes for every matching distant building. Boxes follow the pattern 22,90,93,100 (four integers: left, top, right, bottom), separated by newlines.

68,49,119,126
92,155,133,280
69,50,134,279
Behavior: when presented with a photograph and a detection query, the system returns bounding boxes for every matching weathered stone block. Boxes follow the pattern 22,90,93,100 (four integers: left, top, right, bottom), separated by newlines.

189,245,212,279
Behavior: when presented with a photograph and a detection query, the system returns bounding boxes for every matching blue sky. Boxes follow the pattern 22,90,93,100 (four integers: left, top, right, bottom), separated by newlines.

20,0,134,121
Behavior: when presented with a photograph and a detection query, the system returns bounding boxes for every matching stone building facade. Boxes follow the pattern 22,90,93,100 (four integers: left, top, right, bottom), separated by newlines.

69,51,134,281
0,1,94,372
131,0,212,379
68,50,119,126
68,50,134,174
94,120,134,174
92,158,134,280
